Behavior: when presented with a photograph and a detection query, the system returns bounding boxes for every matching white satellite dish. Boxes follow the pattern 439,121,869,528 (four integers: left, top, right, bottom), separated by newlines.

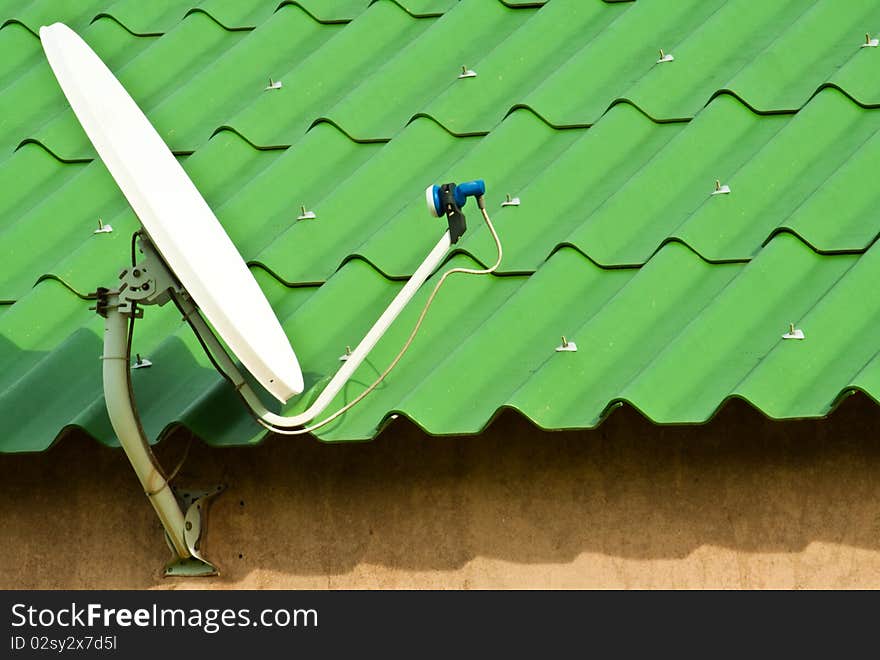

40,22,304,403
39,22,501,576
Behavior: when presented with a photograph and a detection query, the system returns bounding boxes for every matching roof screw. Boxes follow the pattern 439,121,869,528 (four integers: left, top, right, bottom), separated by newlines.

657,48,675,63
297,205,317,221
501,194,521,207
555,335,578,352
782,323,805,340
458,65,477,79
339,345,352,362
264,77,283,90
132,353,153,369
861,33,879,48
94,218,113,234
711,179,731,195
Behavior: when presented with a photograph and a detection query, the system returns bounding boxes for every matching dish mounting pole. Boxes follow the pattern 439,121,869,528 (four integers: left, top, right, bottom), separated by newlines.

95,236,222,577
96,222,456,573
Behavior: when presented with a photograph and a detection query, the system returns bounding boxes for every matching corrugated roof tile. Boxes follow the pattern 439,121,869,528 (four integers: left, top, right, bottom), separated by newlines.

0,16,154,157
4,0,880,451
516,0,880,126
0,0,109,34
8,232,880,448
224,1,435,147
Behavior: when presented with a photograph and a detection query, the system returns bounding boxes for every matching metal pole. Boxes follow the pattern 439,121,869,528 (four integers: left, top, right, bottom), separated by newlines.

102,294,189,558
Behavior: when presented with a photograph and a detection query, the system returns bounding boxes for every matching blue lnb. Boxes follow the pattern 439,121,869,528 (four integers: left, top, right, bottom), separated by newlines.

426,179,485,217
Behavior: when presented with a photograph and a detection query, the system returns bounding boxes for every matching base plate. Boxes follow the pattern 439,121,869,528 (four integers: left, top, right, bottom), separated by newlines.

162,484,226,577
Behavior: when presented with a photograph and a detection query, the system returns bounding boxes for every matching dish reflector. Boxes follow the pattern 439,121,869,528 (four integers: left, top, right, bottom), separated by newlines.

40,23,304,402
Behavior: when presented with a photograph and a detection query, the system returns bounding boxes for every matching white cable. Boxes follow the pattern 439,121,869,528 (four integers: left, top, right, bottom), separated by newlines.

257,201,503,436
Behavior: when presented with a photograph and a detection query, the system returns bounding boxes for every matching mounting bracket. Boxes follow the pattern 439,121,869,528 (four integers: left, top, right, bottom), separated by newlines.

95,234,222,577
115,244,176,311
164,485,226,577
436,183,467,244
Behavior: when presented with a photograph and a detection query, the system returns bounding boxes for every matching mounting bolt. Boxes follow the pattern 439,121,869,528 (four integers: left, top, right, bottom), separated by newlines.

297,205,317,221
782,323,805,340
657,48,674,63
94,218,113,234
711,179,731,195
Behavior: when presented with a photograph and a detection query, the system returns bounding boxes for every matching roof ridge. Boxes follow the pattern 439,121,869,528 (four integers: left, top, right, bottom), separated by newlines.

91,2,325,36
13,139,93,164
366,0,447,20
12,211,870,312
764,227,880,257
272,2,354,25
307,118,392,144
31,274,99,300
812,82,880,111
406,112,490,138
15,386,879,456
0,19,39,38
207,125,292,151
17,229,864,312
181,8,257,32
88,12,165,37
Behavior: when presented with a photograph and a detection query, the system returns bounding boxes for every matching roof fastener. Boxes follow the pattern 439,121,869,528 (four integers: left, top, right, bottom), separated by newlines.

556,336,578,352
657,48,674,63
458,65,477,79
501,194,520,207
711,179,731,195
264,77,282,90
297,205,316,221
94,218,113,234
782,323,805,340
861,33,879,48
132,353,153,369
339,346,352,362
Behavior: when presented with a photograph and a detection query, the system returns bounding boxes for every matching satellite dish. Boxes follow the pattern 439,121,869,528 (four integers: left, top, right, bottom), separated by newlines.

40,22,304,403
38,22,501,575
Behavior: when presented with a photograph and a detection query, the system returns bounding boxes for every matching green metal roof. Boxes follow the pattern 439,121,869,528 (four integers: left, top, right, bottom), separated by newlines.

2,0,880,451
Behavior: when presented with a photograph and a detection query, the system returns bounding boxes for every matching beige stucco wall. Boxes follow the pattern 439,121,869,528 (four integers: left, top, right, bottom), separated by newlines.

2,395,880,589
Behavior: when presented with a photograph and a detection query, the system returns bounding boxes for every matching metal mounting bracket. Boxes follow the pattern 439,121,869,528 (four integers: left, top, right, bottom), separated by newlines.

437,183,467,244
115,235,180,313
164,485,226,577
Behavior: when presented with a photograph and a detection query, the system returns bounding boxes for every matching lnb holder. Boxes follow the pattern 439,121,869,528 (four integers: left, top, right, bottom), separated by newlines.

425,179,486,244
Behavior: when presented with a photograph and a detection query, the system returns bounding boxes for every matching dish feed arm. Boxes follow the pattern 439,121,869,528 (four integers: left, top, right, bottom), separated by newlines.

183,178,488,432
178,230,453,430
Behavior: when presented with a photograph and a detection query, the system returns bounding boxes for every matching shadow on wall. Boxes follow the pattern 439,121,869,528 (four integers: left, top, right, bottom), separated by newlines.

2,392,880,588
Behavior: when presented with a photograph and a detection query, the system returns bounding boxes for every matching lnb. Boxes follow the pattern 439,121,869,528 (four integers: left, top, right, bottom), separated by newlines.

425,179,486,218
424,179,486,244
